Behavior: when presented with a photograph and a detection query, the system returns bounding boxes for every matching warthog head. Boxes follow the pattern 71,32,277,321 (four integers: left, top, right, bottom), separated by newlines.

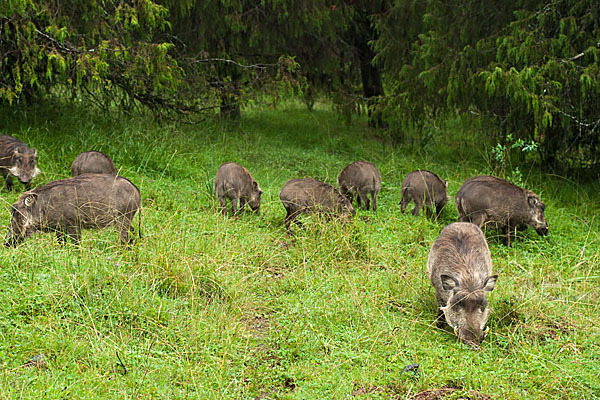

9,148,40,185
526,194,548,236
248,181,263,212
5,193,38,247
440,274,498,349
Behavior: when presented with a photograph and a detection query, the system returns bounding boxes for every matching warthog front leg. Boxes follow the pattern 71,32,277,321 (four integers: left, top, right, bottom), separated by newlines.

412,198,423,216
231,198,239,215
358,191,370,211
371,191,377,212
218,196,227,216
117,215,136,244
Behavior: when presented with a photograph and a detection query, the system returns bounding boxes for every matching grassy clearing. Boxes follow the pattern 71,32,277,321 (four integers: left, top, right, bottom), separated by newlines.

0,102,598,399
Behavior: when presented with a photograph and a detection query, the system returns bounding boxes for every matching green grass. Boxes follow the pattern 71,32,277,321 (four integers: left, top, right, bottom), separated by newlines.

0,101,598,399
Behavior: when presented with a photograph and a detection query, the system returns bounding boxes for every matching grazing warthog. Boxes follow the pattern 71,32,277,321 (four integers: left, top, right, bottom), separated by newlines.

427,222,498,349
337,161,381,212
456,175,548,245
214,162,262,216
0,135,40,191
400,170,448,218
279,178,355,234
71,151,118,176
5,174,141,246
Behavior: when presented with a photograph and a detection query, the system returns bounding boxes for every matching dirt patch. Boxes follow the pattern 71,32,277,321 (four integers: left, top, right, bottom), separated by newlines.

525,316,576,342
352,384,383,396
413,387,491,400
351,382,404,398
543,318,574,336
244,315,271,339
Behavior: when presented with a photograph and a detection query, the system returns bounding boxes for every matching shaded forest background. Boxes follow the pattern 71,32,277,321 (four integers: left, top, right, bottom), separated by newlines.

1,0,599,172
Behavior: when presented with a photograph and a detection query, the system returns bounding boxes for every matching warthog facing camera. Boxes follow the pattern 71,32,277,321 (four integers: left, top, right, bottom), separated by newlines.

279,178,355,234
0,135,40,191
428,222,498,349
5,174,141,246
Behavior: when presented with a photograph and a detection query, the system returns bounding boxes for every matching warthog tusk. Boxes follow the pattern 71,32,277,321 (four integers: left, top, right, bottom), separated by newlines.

483,326,490,337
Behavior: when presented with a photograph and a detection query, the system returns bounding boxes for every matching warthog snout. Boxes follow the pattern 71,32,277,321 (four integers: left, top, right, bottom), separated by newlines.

456,325,489,350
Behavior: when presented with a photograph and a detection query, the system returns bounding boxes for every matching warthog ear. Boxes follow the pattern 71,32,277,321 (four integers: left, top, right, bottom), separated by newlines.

440,274,459,291
253,181,262,194
33,148,37,157
528,195,538,207
483,275,498,291
24,193,38,207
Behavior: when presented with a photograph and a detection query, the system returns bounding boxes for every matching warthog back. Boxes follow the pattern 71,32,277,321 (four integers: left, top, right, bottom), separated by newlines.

71,151,118,176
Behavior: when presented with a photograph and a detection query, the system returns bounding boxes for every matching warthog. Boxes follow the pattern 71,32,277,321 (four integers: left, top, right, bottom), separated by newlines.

400,170,448,218
214,162,262,215
71,151,118,176
279,178,355,234
456,175,548,245
427,222,498,349
5,174,141,246
337,161,381,212
0,135,40,191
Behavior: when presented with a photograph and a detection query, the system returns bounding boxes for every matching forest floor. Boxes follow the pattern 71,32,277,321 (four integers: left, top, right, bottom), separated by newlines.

0,101,598,399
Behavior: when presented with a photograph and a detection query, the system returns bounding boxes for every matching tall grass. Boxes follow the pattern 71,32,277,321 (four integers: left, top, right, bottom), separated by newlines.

0,101,598,399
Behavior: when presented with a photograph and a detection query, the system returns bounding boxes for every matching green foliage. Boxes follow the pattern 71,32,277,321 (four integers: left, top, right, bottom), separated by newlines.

160,0,361,115
3,0,600,169
491,133,539,185
0,0,193,115
375,0,600,171
0,101,598,398
0,0,331,118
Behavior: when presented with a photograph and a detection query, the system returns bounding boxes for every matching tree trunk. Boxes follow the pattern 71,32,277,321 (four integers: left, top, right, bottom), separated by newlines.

358,47,385,128
220,94,241,119
352,7,386,128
